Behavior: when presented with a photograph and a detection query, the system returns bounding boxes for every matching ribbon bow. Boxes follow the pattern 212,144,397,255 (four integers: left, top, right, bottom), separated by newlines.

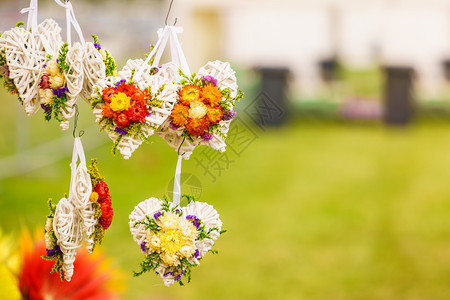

54,0,85,46
20,0,38,35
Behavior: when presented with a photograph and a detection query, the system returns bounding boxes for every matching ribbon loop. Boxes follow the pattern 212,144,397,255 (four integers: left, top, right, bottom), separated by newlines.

54,0,85,46
172,155,183,207
20,0,38,35
133,25,190,82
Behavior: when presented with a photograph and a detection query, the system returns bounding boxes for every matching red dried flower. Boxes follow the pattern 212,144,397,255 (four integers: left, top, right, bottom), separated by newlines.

102,87,116,104
126,104,147,123
40,73,50,90
115,113,130,128
99,201,114,230
102,104,117,119
185,118,210,137
131,89,148,106
116,83,137,95
94,181,109,201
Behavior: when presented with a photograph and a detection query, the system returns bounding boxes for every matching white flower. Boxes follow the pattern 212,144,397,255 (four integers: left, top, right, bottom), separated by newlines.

45,60,60,76
50,73,65,89
179,218,198,240
146,232,161,253
157,212,180,231
161,252,180,266
39,89,54,104
179,242,196,258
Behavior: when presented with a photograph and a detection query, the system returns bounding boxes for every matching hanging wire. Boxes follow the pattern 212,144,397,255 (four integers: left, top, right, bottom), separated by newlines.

72,104,85,138
177,136,186,156
165,0,177,26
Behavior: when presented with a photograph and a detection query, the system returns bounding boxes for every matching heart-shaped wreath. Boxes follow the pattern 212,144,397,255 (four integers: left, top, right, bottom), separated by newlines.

129,196,224,286
88,59,178,159
156,60,244,159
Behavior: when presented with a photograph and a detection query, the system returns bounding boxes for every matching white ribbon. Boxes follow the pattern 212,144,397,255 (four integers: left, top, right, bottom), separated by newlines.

133,26,190,81
68,137,87,202
172,155,183,207
20,0,38,35
54,0,85,46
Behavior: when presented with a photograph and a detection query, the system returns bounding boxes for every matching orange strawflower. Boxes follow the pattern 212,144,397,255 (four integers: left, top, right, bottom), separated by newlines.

102,104,117,119
170,103,189,127
178,85,202,106
102,87,116,104
131,89,148,106
201,84,222,107
185,118,210,137
206,106,224,124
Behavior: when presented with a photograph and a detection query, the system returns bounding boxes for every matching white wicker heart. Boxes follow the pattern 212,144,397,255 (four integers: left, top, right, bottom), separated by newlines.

129,197,223,286
156,60,242,159
43,139,114,281
0,26,46,115
89,59,178,159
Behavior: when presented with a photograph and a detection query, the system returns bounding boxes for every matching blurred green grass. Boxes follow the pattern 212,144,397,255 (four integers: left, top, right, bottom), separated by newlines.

2,88,450,299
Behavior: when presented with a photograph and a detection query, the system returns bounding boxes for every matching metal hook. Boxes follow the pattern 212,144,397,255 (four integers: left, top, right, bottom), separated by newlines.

72,104,85,138
177,136,186,156
165,0,177,26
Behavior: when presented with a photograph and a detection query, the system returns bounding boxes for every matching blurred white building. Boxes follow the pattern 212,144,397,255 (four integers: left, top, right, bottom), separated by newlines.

173,0,450,96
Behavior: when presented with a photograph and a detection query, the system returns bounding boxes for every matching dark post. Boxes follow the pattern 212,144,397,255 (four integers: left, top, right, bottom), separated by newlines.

442,60,450,82
383,66,415,125
319,58,338,83
256,67,289,127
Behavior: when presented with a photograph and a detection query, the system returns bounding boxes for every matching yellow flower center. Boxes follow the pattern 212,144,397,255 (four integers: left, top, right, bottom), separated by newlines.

110,92,131,112
189,101,208,119
159,230,185,254
89,192,99,202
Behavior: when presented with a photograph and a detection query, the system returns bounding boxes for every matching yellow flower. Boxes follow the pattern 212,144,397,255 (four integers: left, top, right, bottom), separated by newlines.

49,73,65,89
110,92,131,112
158,212,180,231
189,101,208,119
113,69,119,77
161,252,180,267
159,230,185,254
45,60,60,76
39,89,54,104
89,192,99,202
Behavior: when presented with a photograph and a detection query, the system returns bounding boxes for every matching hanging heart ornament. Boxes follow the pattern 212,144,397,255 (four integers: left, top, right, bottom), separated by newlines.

88,59,178,159
129,197,224,286
157,60,243,159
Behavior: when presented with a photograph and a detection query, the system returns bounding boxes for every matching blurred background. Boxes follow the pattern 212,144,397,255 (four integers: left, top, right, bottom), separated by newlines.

2,0,450,299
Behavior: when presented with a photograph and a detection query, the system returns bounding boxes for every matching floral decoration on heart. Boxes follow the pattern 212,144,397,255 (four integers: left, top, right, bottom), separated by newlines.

129,196,224,286
88,59,178,159
157,60,244,159
43,158,113,281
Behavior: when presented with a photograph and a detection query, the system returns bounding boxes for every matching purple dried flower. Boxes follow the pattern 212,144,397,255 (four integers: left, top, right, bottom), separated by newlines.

40,104,50,113
146,106,152,117
115,127,128,135
42,64,47,68
223,110,237,121
201,75,218,86
186,215,201,229
194,249,200,258
52,87,68,98
163,271,173,277
6,65,10,77
140,241,146,252
201,132,213,142
94,43,101,51
169,122,178,130
115,79,126,88
153,212,162,219
46,245,62,257
174,270,185,281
